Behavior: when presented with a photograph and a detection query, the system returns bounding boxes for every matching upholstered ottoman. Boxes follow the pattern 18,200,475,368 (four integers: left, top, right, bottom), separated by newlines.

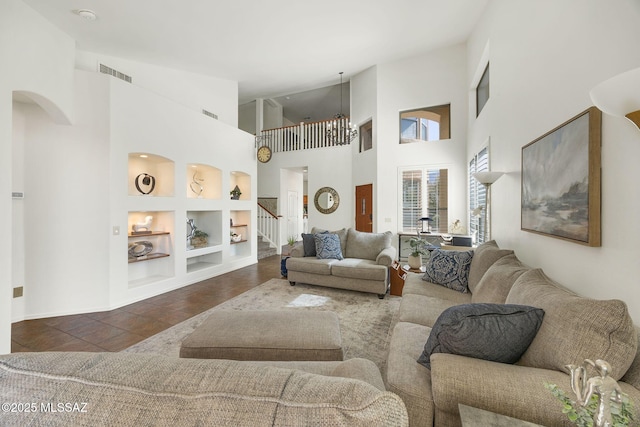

179,310,344,361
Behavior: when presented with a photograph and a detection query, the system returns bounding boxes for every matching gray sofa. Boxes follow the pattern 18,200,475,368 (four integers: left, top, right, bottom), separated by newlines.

0,352,408,426
386,240,640,426
286,228,396,298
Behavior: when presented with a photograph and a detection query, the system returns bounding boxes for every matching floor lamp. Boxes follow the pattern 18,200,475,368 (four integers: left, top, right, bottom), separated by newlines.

472,171,504,243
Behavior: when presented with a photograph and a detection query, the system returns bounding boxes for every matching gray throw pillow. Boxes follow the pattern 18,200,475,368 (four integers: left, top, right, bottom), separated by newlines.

301,233,318,257
417,303,544,369
422,249,474,293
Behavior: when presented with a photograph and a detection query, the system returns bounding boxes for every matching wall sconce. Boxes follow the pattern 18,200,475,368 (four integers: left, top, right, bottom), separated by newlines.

473,171,504,242
589,67,640,130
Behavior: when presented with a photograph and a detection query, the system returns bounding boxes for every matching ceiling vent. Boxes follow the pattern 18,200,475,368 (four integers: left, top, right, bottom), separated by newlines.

99,64,132,83
202,109,218,120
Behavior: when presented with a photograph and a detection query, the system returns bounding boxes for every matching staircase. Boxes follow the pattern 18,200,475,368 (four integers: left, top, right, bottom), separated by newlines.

257,235,277,259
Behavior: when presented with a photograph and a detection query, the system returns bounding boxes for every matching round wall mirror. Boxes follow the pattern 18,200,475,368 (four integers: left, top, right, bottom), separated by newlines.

314,187,340,214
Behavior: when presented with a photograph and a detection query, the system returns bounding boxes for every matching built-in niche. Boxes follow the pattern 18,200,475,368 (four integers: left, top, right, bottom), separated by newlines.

230,171,251,200
186,163,222,199
127,210,175,287
128,153,175,197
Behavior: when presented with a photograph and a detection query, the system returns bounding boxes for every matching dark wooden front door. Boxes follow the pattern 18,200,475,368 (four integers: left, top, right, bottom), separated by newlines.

355,184,373,232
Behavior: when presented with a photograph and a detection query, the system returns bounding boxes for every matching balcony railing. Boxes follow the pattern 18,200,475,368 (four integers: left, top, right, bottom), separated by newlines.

255,116,353,153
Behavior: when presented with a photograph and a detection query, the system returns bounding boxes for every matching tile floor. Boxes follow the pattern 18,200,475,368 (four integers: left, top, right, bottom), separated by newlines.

11,255,282,353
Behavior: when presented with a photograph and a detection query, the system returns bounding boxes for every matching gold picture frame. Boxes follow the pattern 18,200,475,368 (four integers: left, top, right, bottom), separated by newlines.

521,107,601,246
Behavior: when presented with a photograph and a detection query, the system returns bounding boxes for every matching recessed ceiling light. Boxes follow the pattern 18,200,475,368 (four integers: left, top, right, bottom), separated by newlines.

73,9,97,21
139,154,148,158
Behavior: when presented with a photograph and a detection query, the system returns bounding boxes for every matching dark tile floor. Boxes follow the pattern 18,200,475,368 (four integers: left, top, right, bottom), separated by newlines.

11,255,282,353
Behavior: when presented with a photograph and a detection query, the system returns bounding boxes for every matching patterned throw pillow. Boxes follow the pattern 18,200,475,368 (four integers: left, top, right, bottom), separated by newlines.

422,249,474,293
314,233,344,260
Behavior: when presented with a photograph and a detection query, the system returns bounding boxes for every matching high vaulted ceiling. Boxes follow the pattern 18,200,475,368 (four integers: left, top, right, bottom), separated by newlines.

22,0,488,107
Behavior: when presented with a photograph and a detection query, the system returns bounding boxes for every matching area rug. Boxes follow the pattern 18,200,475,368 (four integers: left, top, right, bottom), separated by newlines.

123,278,401,371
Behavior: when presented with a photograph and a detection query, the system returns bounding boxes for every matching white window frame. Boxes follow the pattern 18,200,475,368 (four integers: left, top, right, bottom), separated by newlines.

398,166,449,234
469,147,489,244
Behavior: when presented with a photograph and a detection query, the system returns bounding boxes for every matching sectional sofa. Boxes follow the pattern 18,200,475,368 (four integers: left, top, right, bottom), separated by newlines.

286,227,396,298
387,240,640,426
0,352,408,426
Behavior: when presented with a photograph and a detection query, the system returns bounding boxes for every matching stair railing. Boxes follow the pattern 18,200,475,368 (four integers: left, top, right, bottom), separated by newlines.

257,203,281,251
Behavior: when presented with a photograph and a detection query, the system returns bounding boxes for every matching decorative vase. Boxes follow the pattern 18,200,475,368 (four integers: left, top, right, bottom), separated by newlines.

408,254,422,270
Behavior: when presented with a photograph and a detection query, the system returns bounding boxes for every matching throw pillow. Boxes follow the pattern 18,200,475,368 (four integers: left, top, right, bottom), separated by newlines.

417,303,545,369
467,241,513,293
422,249,474,293
314,233,344,260
301,233,321,257
471,254,529,304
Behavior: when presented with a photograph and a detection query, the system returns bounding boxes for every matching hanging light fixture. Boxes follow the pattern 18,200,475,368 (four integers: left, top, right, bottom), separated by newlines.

326,72,358,145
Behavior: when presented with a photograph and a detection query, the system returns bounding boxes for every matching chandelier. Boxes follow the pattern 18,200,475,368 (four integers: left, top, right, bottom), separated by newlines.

326,72,358,145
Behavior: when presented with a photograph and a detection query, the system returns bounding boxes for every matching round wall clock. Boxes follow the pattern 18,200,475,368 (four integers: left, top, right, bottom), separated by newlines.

257,145,272,163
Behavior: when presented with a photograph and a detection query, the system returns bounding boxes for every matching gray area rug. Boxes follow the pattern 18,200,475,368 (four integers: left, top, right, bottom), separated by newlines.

123,278,401,371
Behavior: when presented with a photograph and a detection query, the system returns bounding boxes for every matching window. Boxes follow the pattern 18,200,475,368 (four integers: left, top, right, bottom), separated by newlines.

359,120,373,152
476,63,490,117
469,147,489,244
400,168,448,233
399,104,450,143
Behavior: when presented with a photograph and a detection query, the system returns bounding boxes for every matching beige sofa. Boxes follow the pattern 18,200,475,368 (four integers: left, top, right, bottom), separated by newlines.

0,352,408,426
286,228,396,298
387,241,640,426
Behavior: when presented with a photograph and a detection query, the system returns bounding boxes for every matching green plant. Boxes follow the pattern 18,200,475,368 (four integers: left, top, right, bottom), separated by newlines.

545,383,635,427
193,230,208,238
287,236,297,246
408,236,428,257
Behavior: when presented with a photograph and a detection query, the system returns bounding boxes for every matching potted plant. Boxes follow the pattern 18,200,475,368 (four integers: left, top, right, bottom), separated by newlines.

408,236,428,269
191,230,208,248
230,185,242,200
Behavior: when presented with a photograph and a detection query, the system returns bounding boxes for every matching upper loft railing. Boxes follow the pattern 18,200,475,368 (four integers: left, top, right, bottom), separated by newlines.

255,116,352,153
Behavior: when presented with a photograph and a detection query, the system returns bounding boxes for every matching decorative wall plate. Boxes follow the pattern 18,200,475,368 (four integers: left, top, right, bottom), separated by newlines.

128,241,153,258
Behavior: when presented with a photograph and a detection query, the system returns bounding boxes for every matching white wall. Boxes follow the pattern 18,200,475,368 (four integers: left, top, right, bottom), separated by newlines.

258,146,353,232
12,71,111,320
467,0,640,324
350,66,379,229
374,44,469,235
76,51,239,127
1,0,76,353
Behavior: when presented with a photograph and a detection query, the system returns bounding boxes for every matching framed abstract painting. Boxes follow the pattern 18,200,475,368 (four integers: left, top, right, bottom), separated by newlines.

521,107,601,246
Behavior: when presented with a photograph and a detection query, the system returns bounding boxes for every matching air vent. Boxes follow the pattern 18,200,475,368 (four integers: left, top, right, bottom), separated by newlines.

202,109,218,120
99,64,132,83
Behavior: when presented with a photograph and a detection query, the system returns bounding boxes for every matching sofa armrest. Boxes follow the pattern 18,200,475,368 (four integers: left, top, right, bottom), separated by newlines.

430,353,573,427
376,246,396,267
289,241,305,257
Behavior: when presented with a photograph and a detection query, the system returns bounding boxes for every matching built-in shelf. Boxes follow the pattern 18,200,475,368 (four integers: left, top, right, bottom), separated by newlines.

185,244,223,259
128,231,170,238
128,253,170,263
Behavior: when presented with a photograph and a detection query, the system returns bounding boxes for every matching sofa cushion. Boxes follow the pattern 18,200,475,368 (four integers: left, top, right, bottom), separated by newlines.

397,294,465,328
471,254,529,304
506,268,638,380
387,322,435,426
331,259,388,281
0,352,409,426
422,249,474,293
314,233,344,260
467,240,513,293
417,303,545,369
402,274,472,304
286,257,336,275
345,229,392,260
